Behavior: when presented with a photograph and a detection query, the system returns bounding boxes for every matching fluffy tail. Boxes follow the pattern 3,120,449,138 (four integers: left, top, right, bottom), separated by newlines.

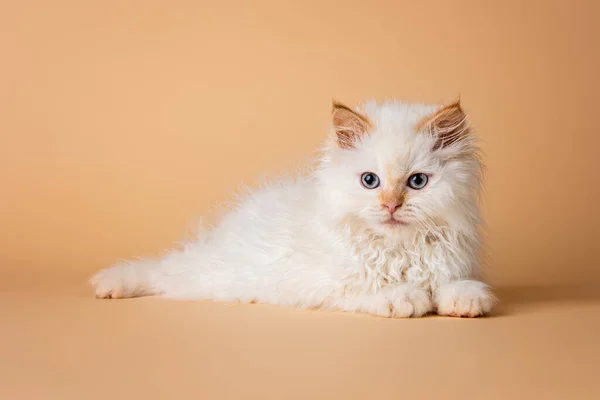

90,259,165,299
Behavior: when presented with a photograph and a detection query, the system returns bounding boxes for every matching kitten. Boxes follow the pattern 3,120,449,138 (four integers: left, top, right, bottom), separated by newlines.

90,99,496,318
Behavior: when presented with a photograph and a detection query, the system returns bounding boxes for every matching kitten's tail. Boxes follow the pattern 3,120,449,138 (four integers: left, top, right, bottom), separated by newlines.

90,259,167,299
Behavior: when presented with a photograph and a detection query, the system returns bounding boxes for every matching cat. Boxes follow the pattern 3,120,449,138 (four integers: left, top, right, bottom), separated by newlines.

90,98,496,318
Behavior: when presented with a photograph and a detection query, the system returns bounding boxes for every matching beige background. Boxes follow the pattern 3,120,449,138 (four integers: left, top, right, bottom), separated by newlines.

1,1,599,399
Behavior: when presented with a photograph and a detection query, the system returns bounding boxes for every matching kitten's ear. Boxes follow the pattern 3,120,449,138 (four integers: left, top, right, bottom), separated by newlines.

331,100,371,149
421,99,470,150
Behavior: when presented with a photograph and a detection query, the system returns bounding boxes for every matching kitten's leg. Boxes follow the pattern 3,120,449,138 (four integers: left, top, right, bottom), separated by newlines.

90,250,204,299
90,259,165,299
327,284,433,318
434,280,497,317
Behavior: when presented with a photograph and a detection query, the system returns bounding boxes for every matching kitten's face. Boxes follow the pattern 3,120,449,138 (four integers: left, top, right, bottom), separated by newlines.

319,100,482,238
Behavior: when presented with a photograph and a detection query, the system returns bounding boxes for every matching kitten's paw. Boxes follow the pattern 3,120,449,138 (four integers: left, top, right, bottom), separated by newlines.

330,285,432,318
90,267,129,299
362,293,397,318
383,285,433,318
435,280,496,317
90,264,150,299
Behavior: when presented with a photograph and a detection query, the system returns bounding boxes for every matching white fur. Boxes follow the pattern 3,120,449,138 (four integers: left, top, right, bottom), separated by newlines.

90,100,496,318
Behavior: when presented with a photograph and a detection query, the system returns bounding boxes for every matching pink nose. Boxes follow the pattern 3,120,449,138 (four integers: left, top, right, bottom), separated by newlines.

383,202,400,214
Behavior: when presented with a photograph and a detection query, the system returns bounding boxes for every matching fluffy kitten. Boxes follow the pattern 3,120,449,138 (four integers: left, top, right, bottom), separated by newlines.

90,99,496,318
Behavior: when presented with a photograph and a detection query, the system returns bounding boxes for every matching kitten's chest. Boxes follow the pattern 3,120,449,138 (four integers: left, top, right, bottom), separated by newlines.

346,236,441,290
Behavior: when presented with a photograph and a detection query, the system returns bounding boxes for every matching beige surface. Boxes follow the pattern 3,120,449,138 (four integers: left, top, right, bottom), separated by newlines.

1,1,599,399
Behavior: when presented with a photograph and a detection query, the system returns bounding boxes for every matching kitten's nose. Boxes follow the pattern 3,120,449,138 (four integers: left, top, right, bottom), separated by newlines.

382,202,400,214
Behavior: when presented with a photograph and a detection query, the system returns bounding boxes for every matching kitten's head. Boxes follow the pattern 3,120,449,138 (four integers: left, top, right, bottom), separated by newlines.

317,99,483,239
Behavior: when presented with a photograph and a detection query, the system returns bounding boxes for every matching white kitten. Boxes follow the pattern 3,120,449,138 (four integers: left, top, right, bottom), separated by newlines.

90,99,496,318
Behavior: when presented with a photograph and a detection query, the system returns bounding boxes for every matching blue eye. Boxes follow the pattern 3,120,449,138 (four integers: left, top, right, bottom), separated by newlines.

361,172,380,189
408,173,428,190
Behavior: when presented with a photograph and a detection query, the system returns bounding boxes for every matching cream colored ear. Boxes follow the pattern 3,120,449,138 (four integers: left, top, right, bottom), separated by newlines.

422,99,470,149
331,100,371,149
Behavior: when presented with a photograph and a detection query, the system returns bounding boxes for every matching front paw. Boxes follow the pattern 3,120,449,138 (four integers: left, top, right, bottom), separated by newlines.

435,280,496,317
382,285,433,318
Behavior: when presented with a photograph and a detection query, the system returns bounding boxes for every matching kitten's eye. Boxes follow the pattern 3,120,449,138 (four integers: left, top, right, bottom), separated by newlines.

408,173,428,190
360,172,380,189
